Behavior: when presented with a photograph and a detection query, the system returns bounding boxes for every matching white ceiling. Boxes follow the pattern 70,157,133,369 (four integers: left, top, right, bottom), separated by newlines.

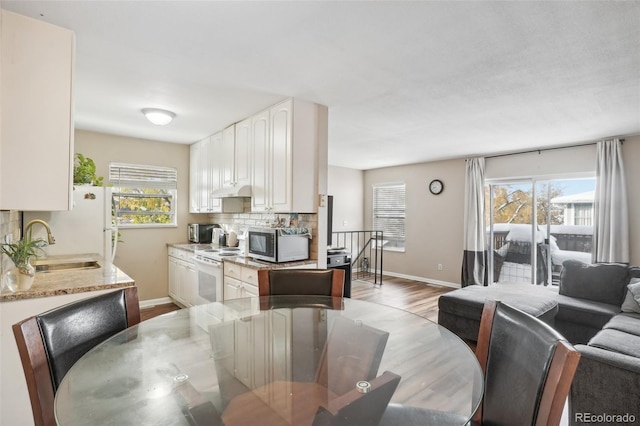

3,1,639,170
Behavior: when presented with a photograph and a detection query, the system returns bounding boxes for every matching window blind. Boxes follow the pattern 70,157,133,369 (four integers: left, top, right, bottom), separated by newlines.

109,163,177,190
373,183,406,240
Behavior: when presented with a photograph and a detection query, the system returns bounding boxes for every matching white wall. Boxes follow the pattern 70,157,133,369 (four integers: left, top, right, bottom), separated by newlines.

327,166,364,240
364,158,466,286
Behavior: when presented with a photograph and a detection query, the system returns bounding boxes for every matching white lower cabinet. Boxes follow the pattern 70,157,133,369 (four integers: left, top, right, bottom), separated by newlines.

223,263,259,300
168,248,197,307
222,262,293,395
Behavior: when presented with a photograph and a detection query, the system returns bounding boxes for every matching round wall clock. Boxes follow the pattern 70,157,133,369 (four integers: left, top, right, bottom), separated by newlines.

429,179,444,195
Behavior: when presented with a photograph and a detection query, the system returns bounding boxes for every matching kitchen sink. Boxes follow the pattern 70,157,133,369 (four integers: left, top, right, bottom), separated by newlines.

34,259,100,273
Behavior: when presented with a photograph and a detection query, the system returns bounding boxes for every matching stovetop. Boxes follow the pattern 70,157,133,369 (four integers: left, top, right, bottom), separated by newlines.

194,247,242,261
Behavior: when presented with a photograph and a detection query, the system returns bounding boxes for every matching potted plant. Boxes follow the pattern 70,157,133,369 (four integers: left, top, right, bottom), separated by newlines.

1,238,45,292
73,153,104,186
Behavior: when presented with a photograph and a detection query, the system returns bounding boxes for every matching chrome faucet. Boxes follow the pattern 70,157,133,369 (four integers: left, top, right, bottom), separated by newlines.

24,220,56,245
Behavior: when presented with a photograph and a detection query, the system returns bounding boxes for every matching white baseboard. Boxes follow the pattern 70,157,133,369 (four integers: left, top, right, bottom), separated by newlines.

374,270,461,289
139,297,174,309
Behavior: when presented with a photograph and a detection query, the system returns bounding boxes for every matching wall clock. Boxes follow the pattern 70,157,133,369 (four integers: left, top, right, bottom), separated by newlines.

429,179,444,195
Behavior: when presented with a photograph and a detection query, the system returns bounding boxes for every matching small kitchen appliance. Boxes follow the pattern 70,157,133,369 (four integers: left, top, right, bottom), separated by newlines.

247,227,310,263
188,223,220,243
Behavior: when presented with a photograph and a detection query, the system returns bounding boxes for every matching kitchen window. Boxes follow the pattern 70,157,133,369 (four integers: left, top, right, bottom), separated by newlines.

109,162,178,228
372,182,406,251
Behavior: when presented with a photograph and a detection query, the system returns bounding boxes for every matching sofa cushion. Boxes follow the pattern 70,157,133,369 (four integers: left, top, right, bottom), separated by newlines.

554,294,620,329
603,313,640,337
438,284,558,321
588,328,640,358
559,260,629,306
621,278,640,314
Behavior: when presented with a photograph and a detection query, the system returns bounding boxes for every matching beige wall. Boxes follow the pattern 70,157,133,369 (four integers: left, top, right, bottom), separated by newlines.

327,166,364,244
75,130,200,301
359,135,640,287
364,158,466,286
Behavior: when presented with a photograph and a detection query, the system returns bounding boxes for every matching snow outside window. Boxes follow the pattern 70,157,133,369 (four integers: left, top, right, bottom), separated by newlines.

109,162,178,228
373,182,406,251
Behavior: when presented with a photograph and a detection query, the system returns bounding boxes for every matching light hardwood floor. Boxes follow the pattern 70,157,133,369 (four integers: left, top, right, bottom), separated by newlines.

140,275,454,322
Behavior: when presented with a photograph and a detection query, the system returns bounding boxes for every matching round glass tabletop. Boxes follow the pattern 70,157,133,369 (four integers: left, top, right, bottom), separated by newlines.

55,296,483,425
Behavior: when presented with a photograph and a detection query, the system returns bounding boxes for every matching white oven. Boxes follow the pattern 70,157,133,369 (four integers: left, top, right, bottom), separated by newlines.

192,251,224,304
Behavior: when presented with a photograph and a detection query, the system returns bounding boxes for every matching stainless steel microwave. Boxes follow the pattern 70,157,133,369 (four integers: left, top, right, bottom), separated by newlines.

188,223,219,243
248,227,309,263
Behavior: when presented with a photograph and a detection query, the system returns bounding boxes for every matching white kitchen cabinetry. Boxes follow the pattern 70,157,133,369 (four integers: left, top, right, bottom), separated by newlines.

251,99,327,213
222,123,252,189
189,142,201,213
223,262,259,300
189,132,242,213
0,11,75,211
168,247,197,307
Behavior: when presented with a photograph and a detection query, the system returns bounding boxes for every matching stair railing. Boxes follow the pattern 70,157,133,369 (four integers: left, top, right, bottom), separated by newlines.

330,230,383,286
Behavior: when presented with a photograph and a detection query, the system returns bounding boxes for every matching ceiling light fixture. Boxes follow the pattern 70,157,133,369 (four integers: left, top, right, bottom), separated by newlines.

142,108,176,126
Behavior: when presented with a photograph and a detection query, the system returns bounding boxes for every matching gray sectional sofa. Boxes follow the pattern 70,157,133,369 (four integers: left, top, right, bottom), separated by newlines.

438,260,640,425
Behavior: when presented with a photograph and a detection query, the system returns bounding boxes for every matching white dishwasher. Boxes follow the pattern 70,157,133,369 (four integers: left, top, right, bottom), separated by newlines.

193,249,224,305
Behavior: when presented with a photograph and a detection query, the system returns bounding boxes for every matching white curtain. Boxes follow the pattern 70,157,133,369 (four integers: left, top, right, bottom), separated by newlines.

462,157,486,286
593,139,629,263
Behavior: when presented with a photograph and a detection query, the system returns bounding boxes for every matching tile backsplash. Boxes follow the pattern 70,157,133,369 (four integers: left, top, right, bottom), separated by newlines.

0,210,22,276
209,211,319,259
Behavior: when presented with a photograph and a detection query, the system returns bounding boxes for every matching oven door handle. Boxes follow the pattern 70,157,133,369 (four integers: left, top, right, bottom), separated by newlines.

192,256,222,268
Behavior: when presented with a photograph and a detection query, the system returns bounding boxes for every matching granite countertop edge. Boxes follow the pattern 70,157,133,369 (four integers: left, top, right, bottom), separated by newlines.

1,253,135,302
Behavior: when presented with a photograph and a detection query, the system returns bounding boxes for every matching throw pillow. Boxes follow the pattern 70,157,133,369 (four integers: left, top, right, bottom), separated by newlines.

559,260,629,306
621,278,640,313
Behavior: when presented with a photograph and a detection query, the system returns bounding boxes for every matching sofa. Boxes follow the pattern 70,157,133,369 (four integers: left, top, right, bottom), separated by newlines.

438,260,640,425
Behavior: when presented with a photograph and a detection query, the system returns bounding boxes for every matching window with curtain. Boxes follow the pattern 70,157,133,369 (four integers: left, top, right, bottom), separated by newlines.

372,182,406,251
109,162,178,228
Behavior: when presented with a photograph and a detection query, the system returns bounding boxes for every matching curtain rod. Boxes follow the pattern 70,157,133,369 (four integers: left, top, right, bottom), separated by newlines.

485,138,625,160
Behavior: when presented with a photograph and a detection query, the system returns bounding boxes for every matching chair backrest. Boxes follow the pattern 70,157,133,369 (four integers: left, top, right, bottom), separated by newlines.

474,300,580,426
12,287,140,426
315,316,389,396
312,371,401,426
258,268,345,298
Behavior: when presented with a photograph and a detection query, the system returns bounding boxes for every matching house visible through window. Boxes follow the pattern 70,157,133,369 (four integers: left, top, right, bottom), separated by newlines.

372,183,406,251
109,162,177,227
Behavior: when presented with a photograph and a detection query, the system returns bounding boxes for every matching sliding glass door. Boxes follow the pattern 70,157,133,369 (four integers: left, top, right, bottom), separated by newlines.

488,177,595,285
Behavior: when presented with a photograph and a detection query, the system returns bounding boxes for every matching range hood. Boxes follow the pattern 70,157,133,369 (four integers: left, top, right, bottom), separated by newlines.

211,185,252,198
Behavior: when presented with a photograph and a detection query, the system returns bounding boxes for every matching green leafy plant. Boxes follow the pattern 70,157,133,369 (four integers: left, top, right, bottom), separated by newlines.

74,153,104,186
1,238,45,273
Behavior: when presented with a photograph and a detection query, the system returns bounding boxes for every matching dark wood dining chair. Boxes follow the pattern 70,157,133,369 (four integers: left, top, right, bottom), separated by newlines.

12,287,140,426
380,299,581,426
315,315,389,397
313,370,401,426
258,268,345,298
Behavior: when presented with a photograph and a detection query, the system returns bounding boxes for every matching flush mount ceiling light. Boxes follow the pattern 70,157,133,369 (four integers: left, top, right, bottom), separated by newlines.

142,108,175,126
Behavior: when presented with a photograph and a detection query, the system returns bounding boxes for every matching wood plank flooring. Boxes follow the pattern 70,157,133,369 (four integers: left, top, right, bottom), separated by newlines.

140,275,454,323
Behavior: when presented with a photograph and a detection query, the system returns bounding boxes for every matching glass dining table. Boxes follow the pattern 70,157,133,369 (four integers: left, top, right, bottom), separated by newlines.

54,296,483,425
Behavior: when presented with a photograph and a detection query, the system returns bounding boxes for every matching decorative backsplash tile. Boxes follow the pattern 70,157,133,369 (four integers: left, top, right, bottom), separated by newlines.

208,212,319,259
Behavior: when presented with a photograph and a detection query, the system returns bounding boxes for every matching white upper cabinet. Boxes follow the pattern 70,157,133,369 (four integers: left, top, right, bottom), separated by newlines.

190,132,242,214
209,132,223,211
0,11,75,211
189,142,201,213
251,99,327,213
189,98,327,215
234,118,252,187
221,125,236,188
222,122,251,188
251,109,270,212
